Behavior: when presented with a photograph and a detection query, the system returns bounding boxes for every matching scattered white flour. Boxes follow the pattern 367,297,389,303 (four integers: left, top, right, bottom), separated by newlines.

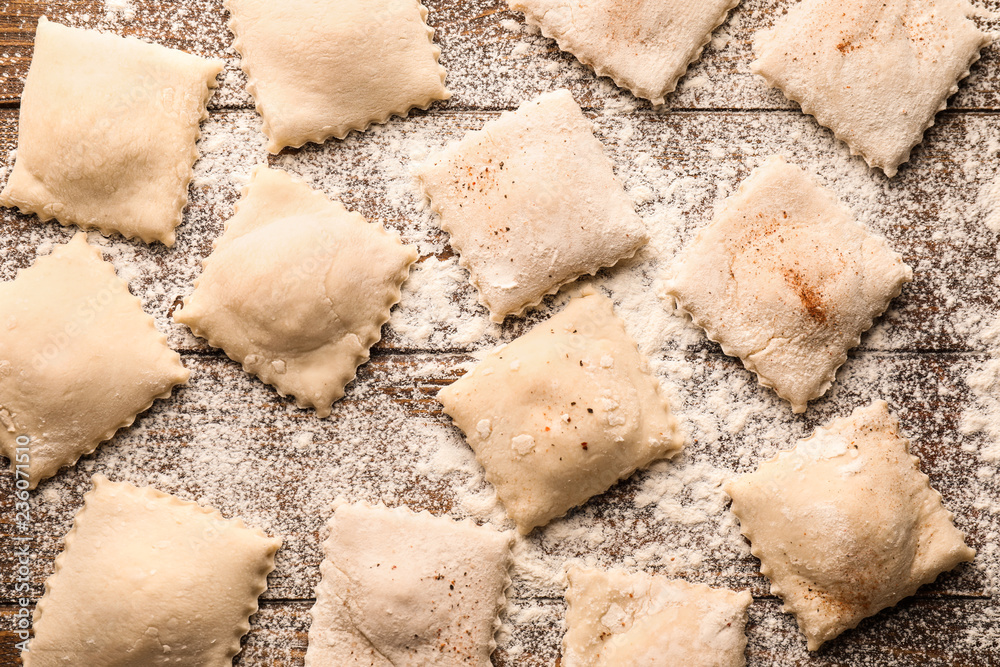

979,170,1000,232
390,256,497,348
959,314,1000,603
103,0,135,21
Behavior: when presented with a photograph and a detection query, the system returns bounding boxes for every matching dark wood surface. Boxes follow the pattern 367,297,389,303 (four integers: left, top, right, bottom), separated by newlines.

1,1,1000,665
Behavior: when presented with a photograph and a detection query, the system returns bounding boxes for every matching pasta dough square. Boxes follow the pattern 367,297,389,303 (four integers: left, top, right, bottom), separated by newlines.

305,503,513,666
24,475,281,667
563,567,752,667
663,156,912,413
415,89,648,322
725,401,975,651
226,0,450,152
0,234,189,489
0,18,222,245
174,166,417,418
752,0,990,177
508,0,740,106
437,291,683,534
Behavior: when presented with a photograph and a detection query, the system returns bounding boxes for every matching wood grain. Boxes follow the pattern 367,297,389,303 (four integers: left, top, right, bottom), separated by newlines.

0,351,994,599
1,0,999,665
3,596,998,666
0,108,997,355
0,0,998,111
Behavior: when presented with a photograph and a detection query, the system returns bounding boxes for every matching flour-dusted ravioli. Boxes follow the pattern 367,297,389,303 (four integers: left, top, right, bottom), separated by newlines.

663,156,911,413
437,291,683,534
305,503,513,667
753,0,990,177
415,89,648,322
564,568,752,667
175,167,417,417
226,0,449,152
24,475,281,667
0,18,222,245
726,401,975,651
508,0,739,106
0,234,189,489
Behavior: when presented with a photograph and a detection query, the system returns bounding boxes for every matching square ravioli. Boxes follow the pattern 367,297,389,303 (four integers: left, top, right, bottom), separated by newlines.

0,18,222,245
564,568,752,667
508,0,740,106
25,475,281,667
305,503,513,666
752,0,990,177
437,291,683,534
226,0,449,152
663,156,912,413
0,234,189,489
726,401,975,650
415,89,648,322
174,166,417,418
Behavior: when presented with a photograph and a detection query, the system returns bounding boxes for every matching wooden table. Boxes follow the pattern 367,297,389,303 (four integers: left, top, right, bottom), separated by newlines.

1,0,999,664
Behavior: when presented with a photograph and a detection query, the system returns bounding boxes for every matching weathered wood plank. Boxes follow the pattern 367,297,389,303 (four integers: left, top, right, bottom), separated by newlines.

0,351,993,605
2,595,997,666
0,0,998,112
231,597,1000,666
1,108,997,355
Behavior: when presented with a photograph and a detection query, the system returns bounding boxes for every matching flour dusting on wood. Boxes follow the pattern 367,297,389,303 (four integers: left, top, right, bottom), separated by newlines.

0,0,999,664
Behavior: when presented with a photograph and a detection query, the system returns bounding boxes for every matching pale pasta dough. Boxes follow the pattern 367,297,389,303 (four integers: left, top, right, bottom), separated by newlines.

663,156,911,413
24,475,281,667
753,0,990,177
305,503,513,666
508,0,740,106
564,568,752,667
226,0,449,152
0,18,222,245
0,234,189,489
725,401,976,651
415,89,648,322
437,291,683,534
175,167,417,418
